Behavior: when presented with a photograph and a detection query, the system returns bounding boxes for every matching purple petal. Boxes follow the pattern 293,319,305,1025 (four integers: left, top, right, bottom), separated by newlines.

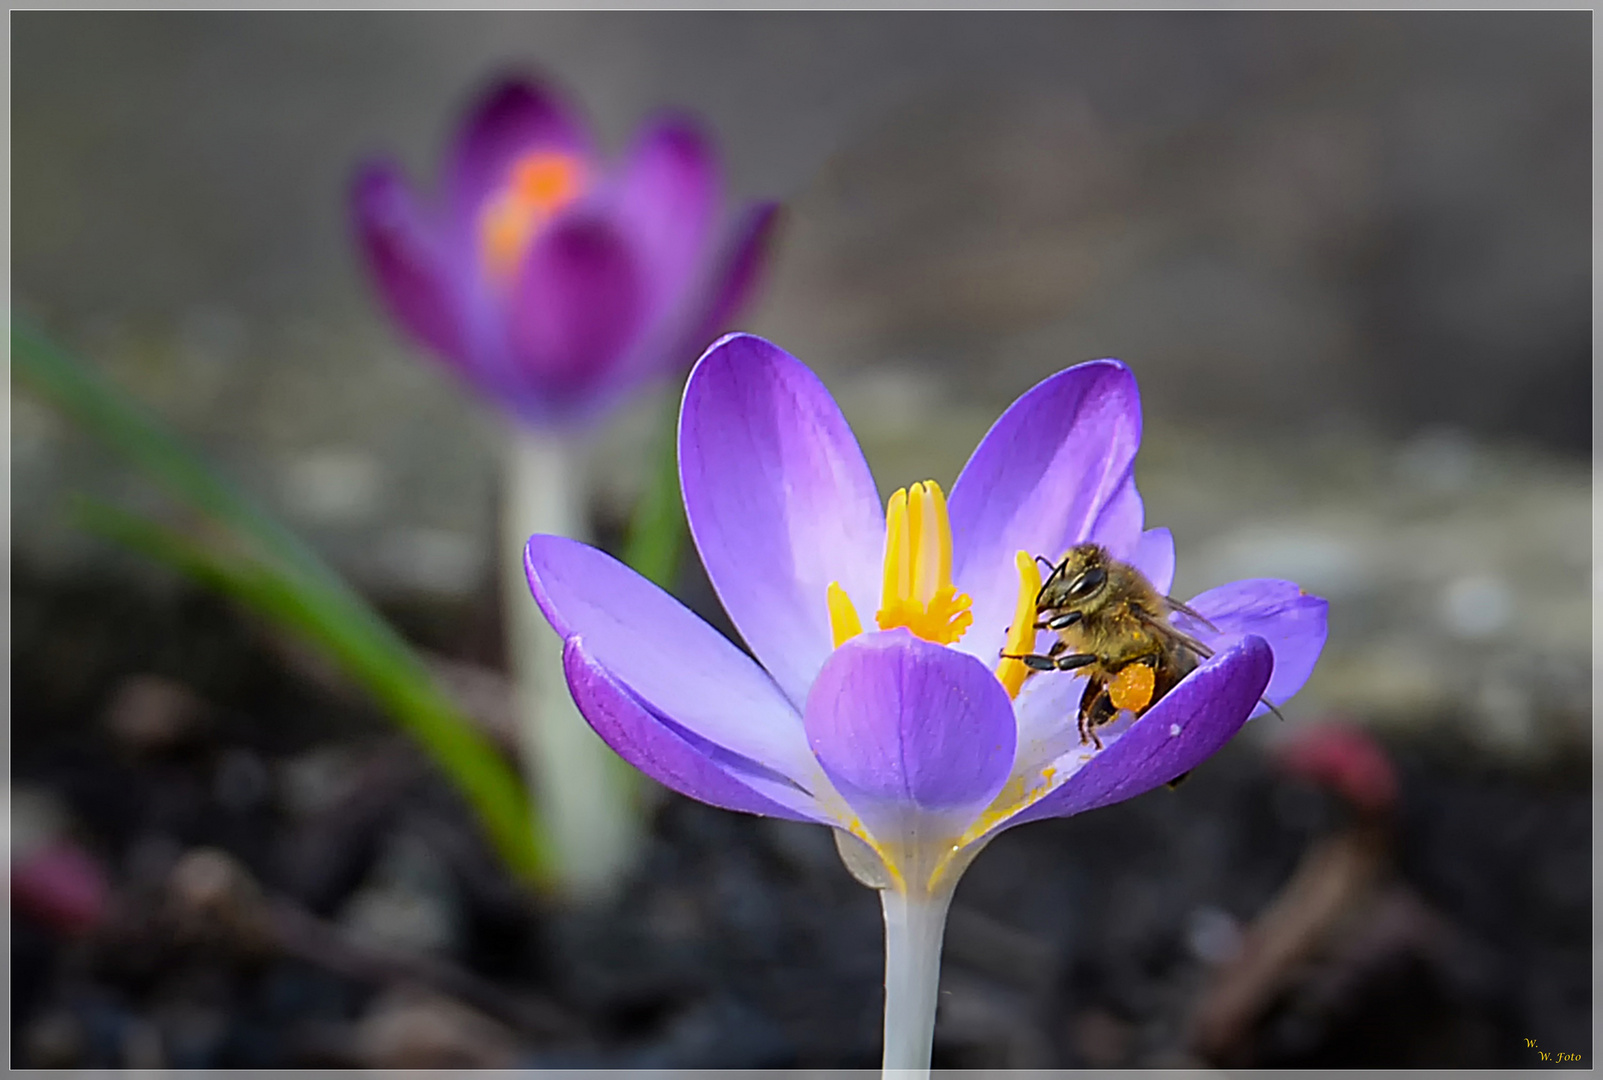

507,213,647,408
524,534,820,786
614,113,721,314
803,630,1016,839
563,637,825,823
1133,527,1176,596
1184,579,1329,717
948,360,1143,667
655,201,783,380
680,334,885,710
1005,635,1273,828
446,76,590,227
351,161,463,362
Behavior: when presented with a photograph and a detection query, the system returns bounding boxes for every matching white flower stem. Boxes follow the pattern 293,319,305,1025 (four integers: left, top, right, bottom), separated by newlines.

502,425,640,900
879,885,955,1076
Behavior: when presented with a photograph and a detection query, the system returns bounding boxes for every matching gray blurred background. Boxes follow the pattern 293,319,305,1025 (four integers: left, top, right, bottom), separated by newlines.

13,11,1592,760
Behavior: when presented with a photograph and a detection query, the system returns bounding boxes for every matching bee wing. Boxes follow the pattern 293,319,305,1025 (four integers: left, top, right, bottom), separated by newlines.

1134,608,1214,660
1164,596,1219,633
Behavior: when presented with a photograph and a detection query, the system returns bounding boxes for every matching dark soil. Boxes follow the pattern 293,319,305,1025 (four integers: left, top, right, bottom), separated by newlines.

11,559,1590,1068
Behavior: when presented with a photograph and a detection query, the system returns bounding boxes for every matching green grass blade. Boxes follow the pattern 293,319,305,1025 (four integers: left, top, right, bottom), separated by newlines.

14,320,549,886
75,498,550,886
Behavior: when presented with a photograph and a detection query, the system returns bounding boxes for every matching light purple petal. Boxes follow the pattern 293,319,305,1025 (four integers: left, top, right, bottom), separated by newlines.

614,113,721,314
1183,579,1329,717
803,630,1016,840
654,201,783,380
524,534,820,786
446,76,591,228
1133,527,1176,596
680,334,886,710
563,637,825,823
507,213,647,408
351,161,463,362
948,360,1143,667
1004,634,1273,828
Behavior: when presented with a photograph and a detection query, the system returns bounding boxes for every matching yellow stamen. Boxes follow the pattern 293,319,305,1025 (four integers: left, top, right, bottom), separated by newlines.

1108,663,1156,713
827,581,863,650
825,481,974,651
997,550,1043,699
478,150,588,283
874,481,973,646
882,487,909,609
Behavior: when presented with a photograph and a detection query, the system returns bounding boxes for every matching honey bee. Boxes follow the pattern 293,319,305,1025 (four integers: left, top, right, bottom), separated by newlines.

1002,543,1283,764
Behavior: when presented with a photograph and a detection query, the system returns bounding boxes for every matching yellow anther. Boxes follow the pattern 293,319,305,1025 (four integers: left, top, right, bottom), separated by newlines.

874,481,973,646
997,549,1043,699
479,150,588,283
827,581,864,649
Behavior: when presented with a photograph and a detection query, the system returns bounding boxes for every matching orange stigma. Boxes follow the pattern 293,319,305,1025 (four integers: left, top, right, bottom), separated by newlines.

478,150,588,283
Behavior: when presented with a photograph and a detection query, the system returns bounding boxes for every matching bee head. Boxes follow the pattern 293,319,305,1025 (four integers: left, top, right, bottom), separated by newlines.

1036,543,1113,614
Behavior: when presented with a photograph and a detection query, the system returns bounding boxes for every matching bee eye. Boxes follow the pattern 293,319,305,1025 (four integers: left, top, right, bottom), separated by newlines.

1067,567,1106,599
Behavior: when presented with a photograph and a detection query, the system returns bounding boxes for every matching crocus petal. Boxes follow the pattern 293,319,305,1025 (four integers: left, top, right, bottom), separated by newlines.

563,637,825,823
948,360,1143,667
655,201,782,380
447,76,590,227
1184,579,1329,716
1004,635,1273,828
803,630,1016,842
508,213,647,408
680,334,886,710
524,534,822,788
351,161,462,362
614,113,721,314
1133,527,1176,596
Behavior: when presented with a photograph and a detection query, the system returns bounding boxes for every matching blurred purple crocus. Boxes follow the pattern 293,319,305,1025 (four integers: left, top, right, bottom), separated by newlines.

352,76,779,427
524,333,1329,894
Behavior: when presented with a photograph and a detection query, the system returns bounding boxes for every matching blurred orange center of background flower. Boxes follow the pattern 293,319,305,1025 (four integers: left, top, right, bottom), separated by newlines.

479,150,588,283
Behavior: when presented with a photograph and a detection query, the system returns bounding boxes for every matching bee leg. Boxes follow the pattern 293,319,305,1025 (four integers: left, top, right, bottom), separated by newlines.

1077,709,1103,750
1000,650,1097,673
1077,678,1112,749
1165,769,1194,790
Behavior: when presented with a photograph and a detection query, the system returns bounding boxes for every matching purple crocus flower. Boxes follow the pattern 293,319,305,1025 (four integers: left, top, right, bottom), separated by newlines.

523,333,1329,897
352,76,779,427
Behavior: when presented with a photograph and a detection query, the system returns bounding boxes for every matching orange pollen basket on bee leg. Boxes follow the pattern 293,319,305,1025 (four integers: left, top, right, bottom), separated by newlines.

478,150,589,283
1108,663,1156,712
826,481,974,651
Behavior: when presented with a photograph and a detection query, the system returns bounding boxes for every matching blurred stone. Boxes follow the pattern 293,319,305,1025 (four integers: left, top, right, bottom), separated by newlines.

23,1008,87,1068
1395,426,1479,498
336,829,461,956
375,526,484,598
12,784,70,863
354,985,522,1068
120,1016,167,1070
1071,1006,1134,1068
1185,905,1244,966
214,747,273,813
166,847,274,955
280,448,385,525
1437,573,1513,641
102,674,211,754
